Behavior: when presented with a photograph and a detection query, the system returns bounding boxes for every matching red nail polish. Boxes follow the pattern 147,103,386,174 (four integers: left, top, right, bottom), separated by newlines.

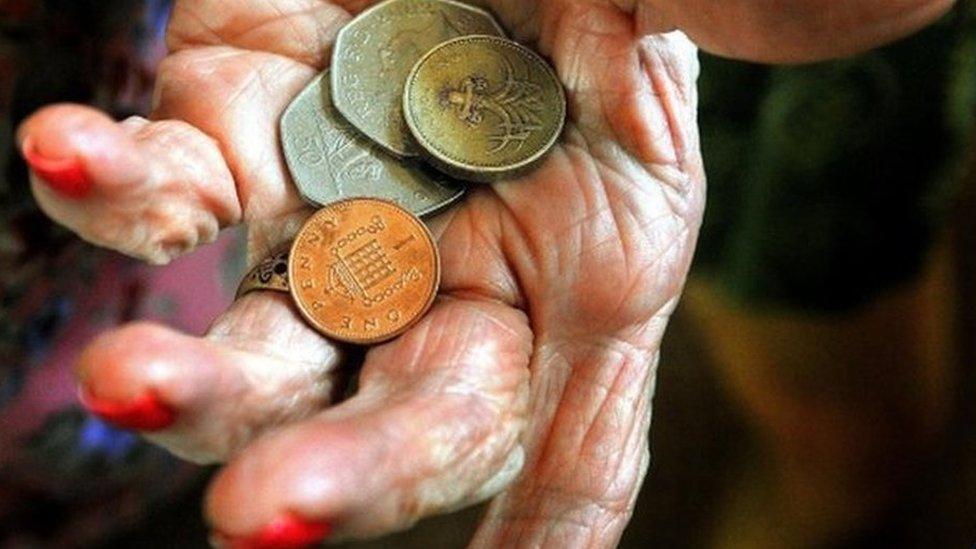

79,390,176,431
21,136,92,198
217,514,332,549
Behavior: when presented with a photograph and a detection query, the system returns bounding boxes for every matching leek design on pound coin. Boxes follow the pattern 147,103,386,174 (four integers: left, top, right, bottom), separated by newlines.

281,70,465,216
332,0,505,158
404,35,567,182
289,198,440,345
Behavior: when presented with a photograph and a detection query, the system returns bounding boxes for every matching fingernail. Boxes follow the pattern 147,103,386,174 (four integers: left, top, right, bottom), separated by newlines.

79,389,176,431
21,135,92,198
215,514,333,549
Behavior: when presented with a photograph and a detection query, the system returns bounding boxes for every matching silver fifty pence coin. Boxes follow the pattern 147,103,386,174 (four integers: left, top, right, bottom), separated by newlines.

280,69,465,216
331,0,504,158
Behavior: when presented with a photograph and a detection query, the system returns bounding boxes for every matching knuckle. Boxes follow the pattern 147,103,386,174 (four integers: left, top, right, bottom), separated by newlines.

81,198,218,265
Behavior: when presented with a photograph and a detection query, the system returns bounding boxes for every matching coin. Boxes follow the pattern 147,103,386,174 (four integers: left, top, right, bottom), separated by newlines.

281,70,465,216
289,198,440,345
332,0,504,158
404,35,567,183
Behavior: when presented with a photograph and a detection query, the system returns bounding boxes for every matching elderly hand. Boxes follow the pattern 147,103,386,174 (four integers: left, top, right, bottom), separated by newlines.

17,0,950,546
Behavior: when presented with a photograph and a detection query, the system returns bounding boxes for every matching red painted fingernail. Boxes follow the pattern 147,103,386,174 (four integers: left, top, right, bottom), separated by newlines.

216,514,333,549
79,390,176,431
21,135,92,198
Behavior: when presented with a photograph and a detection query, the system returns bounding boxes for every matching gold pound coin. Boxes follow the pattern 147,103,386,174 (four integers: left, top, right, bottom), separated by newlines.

404,35,566,183
332,0,505,158
289,198,440,345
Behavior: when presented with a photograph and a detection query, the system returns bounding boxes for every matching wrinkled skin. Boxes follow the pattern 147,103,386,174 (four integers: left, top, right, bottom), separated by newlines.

18,0,951,546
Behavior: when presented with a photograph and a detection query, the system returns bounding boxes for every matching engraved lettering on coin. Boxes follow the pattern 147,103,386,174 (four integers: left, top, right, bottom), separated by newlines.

404,35,567,183
332,0,505,157
289,198,440,344
281,70,464,216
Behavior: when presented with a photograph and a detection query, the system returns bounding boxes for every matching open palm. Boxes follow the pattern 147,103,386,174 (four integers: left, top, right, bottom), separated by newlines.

19,0,950,546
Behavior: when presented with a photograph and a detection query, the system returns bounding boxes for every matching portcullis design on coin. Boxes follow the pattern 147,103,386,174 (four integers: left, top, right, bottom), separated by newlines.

404,35,567,182
289,198,440,345
281,70,464,216
332,0,504,158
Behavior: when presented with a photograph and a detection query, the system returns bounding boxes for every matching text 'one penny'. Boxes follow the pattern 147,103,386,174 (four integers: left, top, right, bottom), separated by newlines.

289,198,440,344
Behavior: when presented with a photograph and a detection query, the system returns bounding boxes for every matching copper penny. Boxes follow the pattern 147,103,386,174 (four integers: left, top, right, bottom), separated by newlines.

289,198,440,344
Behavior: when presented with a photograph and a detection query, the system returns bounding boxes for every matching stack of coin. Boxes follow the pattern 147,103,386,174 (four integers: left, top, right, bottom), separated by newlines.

256,0,567,345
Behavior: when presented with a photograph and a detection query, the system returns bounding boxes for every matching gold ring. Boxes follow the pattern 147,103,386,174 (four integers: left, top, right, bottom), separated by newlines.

236,247,291,298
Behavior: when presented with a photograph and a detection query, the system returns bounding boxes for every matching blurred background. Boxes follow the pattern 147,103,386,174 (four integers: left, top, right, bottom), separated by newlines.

1,1,975,547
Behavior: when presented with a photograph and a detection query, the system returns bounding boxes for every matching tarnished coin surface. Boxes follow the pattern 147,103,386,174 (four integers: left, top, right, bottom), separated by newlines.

332,0,504,158
289,198,440,345
404,35,566,182
281,70,464,216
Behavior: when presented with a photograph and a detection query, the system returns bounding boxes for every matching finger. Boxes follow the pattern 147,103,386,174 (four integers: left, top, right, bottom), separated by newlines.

205,298,533,545
470,328,664,548
167,0,374,68
18,105,240,264
76,293,343,464
470,19,705,549
644,0,955,62
151,47,318,250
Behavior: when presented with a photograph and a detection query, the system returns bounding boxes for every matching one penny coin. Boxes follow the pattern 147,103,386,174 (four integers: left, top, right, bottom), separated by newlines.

289,198,440,344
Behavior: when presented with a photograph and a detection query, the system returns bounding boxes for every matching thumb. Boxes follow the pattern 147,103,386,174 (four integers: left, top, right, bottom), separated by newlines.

642,0,955,63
